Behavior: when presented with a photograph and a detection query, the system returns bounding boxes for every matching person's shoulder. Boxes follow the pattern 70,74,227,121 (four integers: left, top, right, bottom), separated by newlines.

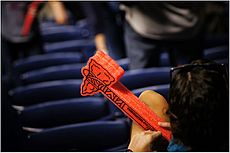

139,90,169,121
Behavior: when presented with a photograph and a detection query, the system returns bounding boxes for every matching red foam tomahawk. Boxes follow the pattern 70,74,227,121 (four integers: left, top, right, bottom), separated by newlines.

80,50,172,141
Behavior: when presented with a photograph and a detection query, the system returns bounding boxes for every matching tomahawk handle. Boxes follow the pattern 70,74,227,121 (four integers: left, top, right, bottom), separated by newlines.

101,81,171,141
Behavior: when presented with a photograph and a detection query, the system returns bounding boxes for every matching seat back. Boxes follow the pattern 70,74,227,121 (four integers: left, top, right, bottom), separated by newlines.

203,45,229,60
26,120,130,151
20,97,110,128
21,63,85,84
10,80,83,106
40,19,92,42
44,39,95,54
13,52,83,74
120,67,170,90
21,59,130,85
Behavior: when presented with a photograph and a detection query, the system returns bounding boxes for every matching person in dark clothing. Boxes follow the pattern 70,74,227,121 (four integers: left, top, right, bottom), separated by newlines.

120,2,206,69
1,1,44,87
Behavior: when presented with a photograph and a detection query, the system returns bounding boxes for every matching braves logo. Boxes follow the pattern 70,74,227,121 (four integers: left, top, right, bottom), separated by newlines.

81,59,115,96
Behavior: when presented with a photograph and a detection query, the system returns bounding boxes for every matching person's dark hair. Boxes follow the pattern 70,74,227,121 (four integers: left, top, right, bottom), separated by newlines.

169,59,229,151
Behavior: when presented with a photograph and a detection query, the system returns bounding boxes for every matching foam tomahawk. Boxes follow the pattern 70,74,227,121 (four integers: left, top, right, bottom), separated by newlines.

80,50,172,141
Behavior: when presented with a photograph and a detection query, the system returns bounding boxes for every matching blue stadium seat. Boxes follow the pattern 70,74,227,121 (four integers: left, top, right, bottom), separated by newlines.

13,52,84,74
204,34,228,48
9,80,83,106
40,19,92,42
21,58,129,85
21,63,85,84
41,25,92,43
203,45,228,60
214,58,229,65
21,59,130,85
132,84,170,100
26,120,130,151
44,39,95,54
20,97,112,128
120,67,170,90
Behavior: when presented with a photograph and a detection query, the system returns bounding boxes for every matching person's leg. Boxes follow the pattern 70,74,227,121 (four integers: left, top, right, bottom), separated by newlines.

124,22,160,70
105,12,126,60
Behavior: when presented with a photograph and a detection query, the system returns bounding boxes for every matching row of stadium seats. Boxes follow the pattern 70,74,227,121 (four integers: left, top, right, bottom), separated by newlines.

17,84,169,129
9,20,130,151
7,20,228,151
10,67,171,106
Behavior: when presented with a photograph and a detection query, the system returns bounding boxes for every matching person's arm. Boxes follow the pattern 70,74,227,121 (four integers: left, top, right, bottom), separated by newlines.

94,33,108,53
48,1,68,25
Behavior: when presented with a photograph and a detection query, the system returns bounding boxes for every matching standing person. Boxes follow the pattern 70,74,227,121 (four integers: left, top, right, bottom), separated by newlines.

128,59,228,151
2,1,44,86
2,1,44,61
120,2,206,69
81,2,126,60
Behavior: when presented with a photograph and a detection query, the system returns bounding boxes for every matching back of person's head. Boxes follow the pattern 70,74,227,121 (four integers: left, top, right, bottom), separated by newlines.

169,59,229,151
